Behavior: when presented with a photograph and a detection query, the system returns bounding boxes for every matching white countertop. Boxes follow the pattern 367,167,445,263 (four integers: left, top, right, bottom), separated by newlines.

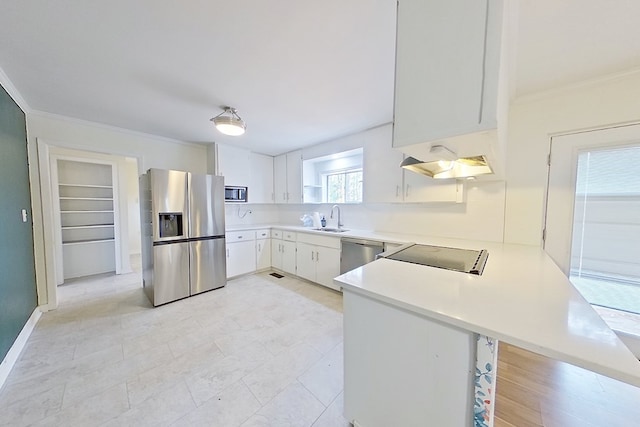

226,223,640,387
335,237,640,388
226,223,413,245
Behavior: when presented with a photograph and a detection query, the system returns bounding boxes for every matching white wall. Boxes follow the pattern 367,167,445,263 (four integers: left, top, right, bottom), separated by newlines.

125,157,141,255
278,180,505,243
504,71,640,245
28,112,208,173
26,112,208,308
224,203,280,228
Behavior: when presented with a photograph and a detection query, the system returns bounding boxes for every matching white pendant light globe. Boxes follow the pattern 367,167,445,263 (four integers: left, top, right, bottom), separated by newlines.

210,107,246,136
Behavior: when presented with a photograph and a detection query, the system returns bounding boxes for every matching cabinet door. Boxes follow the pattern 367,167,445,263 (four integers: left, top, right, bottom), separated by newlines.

256,238,271,270
281,240,297,274
274,154,288,203
393,0,489,148
315,246,341,291
271,238,282,270
403,172,464,203
226,240,256,278
363,125,404,203
249,153,274,203
217,144,251,187
286,150,303,203
296,242,316,282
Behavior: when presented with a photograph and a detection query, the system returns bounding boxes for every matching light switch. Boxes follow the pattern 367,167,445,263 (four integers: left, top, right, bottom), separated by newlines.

21,209,28,223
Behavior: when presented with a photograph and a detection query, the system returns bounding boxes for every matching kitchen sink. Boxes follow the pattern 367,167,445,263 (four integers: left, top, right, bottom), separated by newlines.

313,228,349,233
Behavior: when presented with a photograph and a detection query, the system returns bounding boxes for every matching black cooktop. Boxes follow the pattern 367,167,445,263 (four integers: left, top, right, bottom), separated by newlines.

380,243,489,275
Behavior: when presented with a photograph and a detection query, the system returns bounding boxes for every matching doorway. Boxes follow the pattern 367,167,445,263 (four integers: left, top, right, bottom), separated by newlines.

544,124,640,354
568,145,640,314
38,142,142,307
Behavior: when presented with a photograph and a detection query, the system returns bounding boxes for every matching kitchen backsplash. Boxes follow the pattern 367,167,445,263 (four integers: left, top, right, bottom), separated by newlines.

225,181,506,243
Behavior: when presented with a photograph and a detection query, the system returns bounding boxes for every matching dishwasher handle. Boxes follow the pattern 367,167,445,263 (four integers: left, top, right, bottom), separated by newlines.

341,237,384,248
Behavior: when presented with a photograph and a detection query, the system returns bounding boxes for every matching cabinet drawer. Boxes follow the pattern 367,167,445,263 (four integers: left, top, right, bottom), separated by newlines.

272,229,283,239
283,231,297,242
256,229,271,239
226,230,255,241
296,232,341,249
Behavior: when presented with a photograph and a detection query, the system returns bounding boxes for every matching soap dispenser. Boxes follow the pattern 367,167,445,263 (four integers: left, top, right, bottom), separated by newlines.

320,215,326,228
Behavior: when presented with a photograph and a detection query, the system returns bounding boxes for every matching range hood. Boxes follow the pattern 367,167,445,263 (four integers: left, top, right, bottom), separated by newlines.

401,155,493,179
400,145,494,179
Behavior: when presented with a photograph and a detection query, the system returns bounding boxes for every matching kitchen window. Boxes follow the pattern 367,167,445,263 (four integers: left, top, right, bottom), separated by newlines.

326,169,363,203
302,147,364,204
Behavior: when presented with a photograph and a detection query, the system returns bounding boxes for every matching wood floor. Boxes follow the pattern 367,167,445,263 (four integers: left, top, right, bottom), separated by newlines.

495,342,640,427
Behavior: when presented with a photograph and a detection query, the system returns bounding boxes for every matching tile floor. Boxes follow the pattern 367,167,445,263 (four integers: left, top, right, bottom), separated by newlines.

0,269,350,427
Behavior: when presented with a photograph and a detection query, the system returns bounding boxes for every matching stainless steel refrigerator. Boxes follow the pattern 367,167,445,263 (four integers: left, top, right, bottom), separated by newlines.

140,169,226,306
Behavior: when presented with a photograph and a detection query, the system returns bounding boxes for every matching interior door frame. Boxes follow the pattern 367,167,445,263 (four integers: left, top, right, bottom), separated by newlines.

37,138,141,310
49,152,121,285
543,122,640,275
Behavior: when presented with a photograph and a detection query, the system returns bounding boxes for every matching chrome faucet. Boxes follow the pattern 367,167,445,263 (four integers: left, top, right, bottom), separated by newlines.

330,205,343,229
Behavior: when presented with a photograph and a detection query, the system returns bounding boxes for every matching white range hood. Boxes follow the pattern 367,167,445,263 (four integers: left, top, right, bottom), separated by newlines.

391,0,511,180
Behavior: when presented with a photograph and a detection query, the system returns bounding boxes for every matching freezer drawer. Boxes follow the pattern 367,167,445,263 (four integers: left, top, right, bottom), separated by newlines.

190,237,227,295
152,241,190,306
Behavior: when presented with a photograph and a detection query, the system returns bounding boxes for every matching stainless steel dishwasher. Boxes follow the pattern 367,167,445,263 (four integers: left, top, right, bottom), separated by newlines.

340,237,385,274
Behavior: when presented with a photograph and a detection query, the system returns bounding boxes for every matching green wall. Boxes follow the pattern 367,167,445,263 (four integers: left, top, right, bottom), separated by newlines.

0,85,37,361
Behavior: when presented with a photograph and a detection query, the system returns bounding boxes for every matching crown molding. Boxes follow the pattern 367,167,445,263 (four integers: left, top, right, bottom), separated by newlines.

0,66,31,113
513,67,640,105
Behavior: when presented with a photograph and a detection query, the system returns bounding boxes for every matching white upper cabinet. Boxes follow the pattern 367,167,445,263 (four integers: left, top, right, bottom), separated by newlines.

364,125,404,203
364,124,464,203
249,152,274,203
217,144,275,203
393,0,507,177
216,144,251,187
274,150,303,204
286,151,303,203
274,154,288,203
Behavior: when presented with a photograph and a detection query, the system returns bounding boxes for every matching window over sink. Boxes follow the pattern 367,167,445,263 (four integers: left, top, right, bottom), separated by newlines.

303,148,363,204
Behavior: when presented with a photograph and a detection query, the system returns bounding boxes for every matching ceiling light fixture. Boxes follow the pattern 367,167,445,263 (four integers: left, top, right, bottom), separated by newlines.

210,106,246,136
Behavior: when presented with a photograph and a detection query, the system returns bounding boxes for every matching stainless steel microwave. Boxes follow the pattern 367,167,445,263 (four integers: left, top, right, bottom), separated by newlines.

225,186,247,202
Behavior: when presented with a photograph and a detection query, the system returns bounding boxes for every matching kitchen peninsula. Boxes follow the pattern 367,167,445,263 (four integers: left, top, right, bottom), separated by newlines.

334,237,640,427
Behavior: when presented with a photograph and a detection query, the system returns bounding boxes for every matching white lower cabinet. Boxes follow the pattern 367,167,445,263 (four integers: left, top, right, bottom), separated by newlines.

296,242,317,283
256,229,271,271
295,233,341,291
227,228,341,290
271,229,297,275
226,231,256,278
281,240,296,274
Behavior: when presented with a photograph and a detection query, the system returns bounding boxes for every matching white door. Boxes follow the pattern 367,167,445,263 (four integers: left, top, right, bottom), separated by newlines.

281,240,297,274
315,246,341,290
270,239,283,270
274,154,287,203
296,242,316,282
256,238,271,270
286,150,303,203
226,240,255,278
544,124,640,274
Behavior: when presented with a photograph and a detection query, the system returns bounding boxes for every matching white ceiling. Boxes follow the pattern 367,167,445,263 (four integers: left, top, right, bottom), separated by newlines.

1,1,640,156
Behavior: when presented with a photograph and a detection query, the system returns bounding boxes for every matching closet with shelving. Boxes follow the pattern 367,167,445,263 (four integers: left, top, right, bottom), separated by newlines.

57,159,116,280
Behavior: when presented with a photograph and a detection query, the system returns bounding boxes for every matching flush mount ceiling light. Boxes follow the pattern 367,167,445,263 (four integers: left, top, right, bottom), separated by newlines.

210,107,246,136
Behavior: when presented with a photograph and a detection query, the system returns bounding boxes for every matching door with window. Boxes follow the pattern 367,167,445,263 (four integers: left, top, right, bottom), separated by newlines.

545,124,640,349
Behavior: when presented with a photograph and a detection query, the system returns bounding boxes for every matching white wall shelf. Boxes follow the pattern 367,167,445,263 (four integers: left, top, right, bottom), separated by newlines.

57,159,117,279
62,238,116,245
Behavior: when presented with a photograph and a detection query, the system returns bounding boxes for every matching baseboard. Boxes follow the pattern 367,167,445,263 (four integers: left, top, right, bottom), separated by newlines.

0,307,42,390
